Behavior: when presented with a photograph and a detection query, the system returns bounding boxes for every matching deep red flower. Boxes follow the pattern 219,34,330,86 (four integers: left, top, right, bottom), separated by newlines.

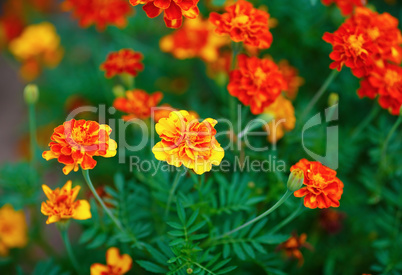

321,0,366,16
319,209,346,234
100,49,144,78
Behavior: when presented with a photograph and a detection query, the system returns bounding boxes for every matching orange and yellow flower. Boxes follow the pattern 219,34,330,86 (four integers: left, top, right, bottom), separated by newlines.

160,16,228,62
276,232,313,266
278,60,304,100
91,247,132,275
61,0,132,31
113,89,163,121
209,0,273,49
152,104,199,123
129,0,200,29
0,204,28,256
41,181,91,224
321,0,366,16
100,49,144,78
152,110,224,174
262,95,296,143
291,159,344,209
42,119,117,175
228,54,287,115
8,22,63,80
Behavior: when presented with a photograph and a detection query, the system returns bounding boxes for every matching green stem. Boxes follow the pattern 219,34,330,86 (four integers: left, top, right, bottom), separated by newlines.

269,202,304,234
165,171,183,218
380,106,402,169
230,42,242,133
300,70,339,122
28,103,37,167
351,104,380,140
216,190,293,240
58,224,80,274
82,169,124,232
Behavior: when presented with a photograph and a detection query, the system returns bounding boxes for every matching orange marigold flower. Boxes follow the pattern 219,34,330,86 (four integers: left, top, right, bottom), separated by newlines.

152,110,224,174
319,209,346,234
262,95,296,143
160,17,228,62
228,54,287,115
209,0,273,49
278,60,304,100
41,181,92,224
61,0,132,31
100,49,144,78
42,119,117,175
291,159,344,209
152,104,199,122
91,247,132,275
321,0,366,16
113,89,163,121
129,0,200,29
276,232,313,267
0,204,28,256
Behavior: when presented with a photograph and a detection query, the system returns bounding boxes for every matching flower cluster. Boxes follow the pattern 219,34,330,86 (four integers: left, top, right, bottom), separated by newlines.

152,110,224,174
209,0,273,49
228,54,287,115
42,119,117,175
321,0,367,16
129,0,200,28
0,204,27,256
61,0,132,31
100,49,144,78
113,89,163,121
41,181,91,224
291,159,344,209
8,22,63,80
91,247,132,275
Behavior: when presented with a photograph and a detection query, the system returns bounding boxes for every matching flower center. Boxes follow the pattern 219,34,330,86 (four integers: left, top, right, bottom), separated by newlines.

233,15,249,26
311,173,326,188
347,34,365,55
254,67,267,86
72,127,88,144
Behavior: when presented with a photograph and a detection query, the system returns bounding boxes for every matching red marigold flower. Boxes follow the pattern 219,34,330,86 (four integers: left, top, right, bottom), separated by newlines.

319,209,346,234
278,60,305,100
209,0,273,49
276,232,313,267
291,159,344,209
228,54,287,115
42,119,117,175
100,49,144,78
152,110,224,174
61,0,132,31
321,0,366,16
129,0,200,29
113,89,163,121
91,247,132,275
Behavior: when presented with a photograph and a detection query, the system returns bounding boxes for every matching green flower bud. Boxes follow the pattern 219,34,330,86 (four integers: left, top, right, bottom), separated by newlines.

24,84,39,105
328,93,339,106
113,85,125,98
287,168,304,192
187,268,193,274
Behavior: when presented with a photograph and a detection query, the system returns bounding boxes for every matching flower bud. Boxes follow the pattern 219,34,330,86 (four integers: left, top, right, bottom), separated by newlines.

287,168,304,192
24,84,39,105
328,93,339,106
186,268,193,274
113,85,125,98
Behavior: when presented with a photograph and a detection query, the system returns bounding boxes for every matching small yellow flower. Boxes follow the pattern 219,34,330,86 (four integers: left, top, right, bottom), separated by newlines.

41,181,91,224
91,247,132,275
0,204,28,256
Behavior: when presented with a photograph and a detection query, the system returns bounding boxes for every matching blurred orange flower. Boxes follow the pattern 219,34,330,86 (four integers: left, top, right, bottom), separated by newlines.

8,22,63,80
129,0,200,29
152,110,224,174
228,54,287,115
209,0,273,49
262,95,296,143
276,232,313,266
100,49,144,78
91,247,132,275
152,104,199,122
0,204,28,256
291,159,344,209
160,17,228,62
319,209,346,234
42,119,117,175
113,89,163,121
41,181,92,224
321,0,366,16
278,60,304,100
61,0,132,31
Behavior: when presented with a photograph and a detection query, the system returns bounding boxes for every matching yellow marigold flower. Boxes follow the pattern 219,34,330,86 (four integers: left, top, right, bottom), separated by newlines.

152,110,224,175
91,247,132,275
41,180,91,224
262,95,296,143
0,204,28,256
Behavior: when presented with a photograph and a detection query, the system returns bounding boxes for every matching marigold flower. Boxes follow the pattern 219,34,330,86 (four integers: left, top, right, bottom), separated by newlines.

41,181,91,224
209,0,273,49
91,247,132,275
291,159,344,209
321,0,366,16
100,49,144,78
152,110,224,174
61,0,132,31
319,209,346,234
129,0,200,29
160,17,228,62
262,95,296,143
42,119,117,175
152,104,199,122
278,60,304,100
228,54,287,115
276,232,313,267
113,89,163,121
0,204,28,256
0,15,25,46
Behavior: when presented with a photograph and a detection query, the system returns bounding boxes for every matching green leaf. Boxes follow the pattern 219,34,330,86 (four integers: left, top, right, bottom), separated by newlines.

137,260,167,274
176,199,186,225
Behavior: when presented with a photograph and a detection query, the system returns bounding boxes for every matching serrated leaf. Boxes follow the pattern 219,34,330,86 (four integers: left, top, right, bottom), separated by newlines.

137,260,167,274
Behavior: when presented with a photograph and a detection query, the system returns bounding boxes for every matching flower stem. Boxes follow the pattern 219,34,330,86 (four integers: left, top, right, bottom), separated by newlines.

28,103,37,167
269,201,304,234
82,169,124,232
380,106,402,169
351,104,380,140
300,69,339,122
216,190,293,240
165,170,183,218
230,42,242,133
58,224,80,274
